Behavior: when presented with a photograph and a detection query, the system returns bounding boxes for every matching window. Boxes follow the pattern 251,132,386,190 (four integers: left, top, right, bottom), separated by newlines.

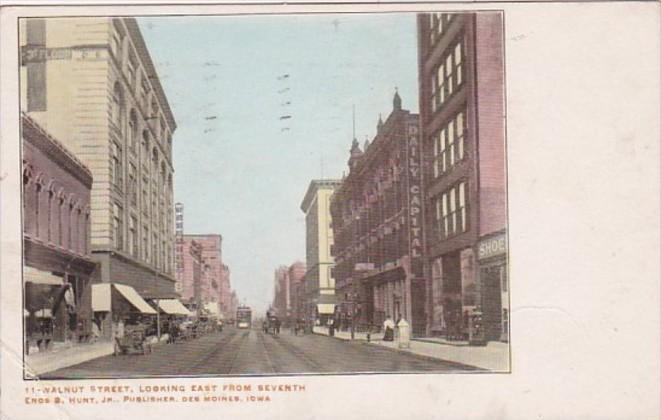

433,181,467,240
431,39,464,112
112,202,123,250
432,111,466,178
111,82,123,128
141,131,150,166
34,184,41,237
428,13,453,46
68,203,73,249
128,163,137,206
128,110,138,153
58,196,64,246
152,233,158,266
142,176,149,215
128,216,137,256
71,206,78,252
47,190,53,242
143,225,149,261
110,33,122,61
111,142,123,190
83,212,89,253
126,55,137,88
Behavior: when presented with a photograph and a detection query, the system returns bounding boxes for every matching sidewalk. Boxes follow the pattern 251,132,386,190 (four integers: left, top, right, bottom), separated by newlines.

313,326,509,372
25,334,171,377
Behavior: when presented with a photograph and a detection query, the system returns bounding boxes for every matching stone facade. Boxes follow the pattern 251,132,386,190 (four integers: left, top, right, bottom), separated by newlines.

300,180,341,323
20,18,178,301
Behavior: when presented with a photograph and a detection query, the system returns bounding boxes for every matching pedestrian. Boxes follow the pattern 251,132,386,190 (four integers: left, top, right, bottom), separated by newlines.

275,318,281,336
383,315,395,342
328,317,335,337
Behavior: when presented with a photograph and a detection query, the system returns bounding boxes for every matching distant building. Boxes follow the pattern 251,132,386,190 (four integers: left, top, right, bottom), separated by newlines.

417,12,507,341
330,92,426,335
20,18,178,331
22,114,97,350
177,234,225,314
272,266,288,318
300,179,341,323
288,261,306,321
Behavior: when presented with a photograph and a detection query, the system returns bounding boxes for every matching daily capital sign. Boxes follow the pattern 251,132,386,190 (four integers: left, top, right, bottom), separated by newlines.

406,122,423,277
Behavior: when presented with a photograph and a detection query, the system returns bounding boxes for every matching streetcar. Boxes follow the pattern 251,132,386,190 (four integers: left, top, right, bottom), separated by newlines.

236,306,252,329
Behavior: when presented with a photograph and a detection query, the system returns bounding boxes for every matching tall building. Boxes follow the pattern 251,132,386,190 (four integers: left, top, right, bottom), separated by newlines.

271,262,306,322
219,264,232,319
20,18,178,330
272,265,289,318
330,92,426,335
300,179,341,323
22,114,97,349
288,261,306,321
417,12,507,341
176,234,225,314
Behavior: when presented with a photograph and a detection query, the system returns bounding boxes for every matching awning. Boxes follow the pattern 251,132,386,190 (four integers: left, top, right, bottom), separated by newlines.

204,302,221,316
92,284,157,314
317,304,336,314
157,299,191,316
92,284,111,312
114,284,157,314
24,266,63,285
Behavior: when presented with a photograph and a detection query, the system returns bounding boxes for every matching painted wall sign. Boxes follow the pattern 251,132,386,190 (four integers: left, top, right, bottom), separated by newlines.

21,47,72,64
406,122,424,278
477,233,507,260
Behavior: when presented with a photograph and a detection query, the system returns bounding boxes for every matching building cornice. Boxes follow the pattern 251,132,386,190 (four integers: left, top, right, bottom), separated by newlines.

22,113,93,188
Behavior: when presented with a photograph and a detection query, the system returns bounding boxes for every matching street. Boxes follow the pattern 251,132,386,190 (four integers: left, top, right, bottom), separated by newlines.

42,327,478,378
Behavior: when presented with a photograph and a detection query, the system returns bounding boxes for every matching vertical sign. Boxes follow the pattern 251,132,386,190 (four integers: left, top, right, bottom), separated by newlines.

406,121,423,278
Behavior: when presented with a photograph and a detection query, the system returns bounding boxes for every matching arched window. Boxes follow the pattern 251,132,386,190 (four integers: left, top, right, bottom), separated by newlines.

46,180,56,243
111,82,124,129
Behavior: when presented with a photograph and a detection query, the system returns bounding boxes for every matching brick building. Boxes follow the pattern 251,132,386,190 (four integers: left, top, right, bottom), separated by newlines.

22,114,97,351
417,12,507,341
330,92,427,335
20,18,179,329
177,234,225,314
300,180,341,324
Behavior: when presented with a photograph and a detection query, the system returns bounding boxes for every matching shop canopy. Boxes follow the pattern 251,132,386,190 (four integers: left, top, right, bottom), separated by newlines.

92,284,157,314
157,299,192,316
317,304,336,315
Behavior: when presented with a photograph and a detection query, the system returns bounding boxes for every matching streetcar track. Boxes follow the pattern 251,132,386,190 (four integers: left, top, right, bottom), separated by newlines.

226,330,251,375
176,329,242,375
262,332,324,372
256,331,278,374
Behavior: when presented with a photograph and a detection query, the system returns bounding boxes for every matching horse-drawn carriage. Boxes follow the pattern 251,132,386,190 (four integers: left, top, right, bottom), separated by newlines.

114,324,152,356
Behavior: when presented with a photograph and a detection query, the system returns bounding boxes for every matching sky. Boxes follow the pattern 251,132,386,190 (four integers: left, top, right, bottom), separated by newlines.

139,13,419,315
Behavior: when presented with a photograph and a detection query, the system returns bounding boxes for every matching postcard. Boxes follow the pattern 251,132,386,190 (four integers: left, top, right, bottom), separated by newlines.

1,2,659,420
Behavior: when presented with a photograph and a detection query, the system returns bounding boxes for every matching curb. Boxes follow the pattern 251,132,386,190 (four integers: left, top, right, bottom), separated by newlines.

363,341,485,371
314,331,484,371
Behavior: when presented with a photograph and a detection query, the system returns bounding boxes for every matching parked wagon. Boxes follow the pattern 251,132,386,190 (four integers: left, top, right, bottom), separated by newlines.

114,325,152,356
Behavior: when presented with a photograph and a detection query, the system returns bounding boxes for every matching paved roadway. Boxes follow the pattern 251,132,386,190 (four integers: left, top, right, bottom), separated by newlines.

42,327,477,378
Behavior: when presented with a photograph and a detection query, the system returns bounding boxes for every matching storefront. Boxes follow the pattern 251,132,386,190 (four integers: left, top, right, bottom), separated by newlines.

91,283,157,340
477,230,508,342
